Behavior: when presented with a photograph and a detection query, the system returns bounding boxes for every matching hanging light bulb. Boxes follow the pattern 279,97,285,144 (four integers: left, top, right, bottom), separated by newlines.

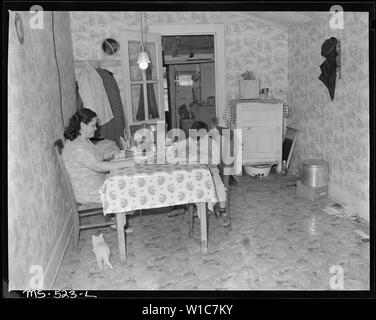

138,46,150,70
138,12,150,70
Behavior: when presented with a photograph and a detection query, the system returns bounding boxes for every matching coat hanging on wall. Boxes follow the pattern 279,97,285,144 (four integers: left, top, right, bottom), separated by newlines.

76,81,83,110
95,68,127,146
319,37,338,101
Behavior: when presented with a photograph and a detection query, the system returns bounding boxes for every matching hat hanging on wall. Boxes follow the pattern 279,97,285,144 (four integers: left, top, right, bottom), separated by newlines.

318,37,340,101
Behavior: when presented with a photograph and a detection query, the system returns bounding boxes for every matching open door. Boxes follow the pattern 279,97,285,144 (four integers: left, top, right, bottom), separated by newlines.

120,30,165,138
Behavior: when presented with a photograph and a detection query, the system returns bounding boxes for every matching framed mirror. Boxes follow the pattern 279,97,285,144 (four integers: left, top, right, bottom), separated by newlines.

102,38,120,56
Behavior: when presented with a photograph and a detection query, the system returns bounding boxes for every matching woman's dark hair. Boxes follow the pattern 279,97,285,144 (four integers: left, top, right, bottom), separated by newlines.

64,108,97,141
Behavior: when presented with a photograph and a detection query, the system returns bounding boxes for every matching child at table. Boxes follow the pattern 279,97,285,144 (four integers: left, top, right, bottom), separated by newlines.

167,121,230,227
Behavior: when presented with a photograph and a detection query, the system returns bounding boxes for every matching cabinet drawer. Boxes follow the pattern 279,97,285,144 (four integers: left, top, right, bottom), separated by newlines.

236,103,282,127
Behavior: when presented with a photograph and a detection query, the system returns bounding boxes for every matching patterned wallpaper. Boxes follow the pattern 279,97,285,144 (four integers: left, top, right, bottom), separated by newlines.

69,11,288,116
8,12,76,289
287,13,369,204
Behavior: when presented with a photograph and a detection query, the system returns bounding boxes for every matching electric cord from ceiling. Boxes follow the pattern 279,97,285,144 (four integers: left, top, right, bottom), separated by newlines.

51,11,65,129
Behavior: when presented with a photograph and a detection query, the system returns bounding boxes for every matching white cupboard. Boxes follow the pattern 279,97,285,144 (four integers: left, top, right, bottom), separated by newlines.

235,102,283,173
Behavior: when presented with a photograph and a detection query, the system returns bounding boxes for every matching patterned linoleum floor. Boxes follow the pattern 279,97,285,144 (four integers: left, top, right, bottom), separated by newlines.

54,174,370,290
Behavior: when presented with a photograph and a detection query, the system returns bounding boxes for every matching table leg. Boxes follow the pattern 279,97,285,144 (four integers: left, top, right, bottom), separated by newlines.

188,204,194,238
197,202,208,254
116,212,126,263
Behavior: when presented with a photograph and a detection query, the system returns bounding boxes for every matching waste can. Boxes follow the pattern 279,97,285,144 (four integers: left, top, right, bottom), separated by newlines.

301,159,329,188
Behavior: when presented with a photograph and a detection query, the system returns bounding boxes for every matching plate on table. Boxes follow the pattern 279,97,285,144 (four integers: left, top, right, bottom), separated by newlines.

112,149,134,161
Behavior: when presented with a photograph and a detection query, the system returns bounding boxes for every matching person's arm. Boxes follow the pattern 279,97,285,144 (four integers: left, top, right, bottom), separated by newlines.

95,139,120,161
103,151,116,160
85,157,135,172
76,145,135,173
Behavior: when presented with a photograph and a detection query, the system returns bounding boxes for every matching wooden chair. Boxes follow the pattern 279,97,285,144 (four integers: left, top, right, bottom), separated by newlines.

53,139,114,250
187,126,237,236
217,125,236,225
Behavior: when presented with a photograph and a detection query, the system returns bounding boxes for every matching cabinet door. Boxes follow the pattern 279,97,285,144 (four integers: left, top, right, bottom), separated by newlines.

236,102,283,169
242,125,281,164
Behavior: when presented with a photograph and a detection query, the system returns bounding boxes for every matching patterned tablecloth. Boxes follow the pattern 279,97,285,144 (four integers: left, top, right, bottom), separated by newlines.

223,98,289,127
99,164,219,214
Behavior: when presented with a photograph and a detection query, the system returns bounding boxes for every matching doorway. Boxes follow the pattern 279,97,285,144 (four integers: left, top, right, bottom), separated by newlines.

149,24,226,128
162,35,216,135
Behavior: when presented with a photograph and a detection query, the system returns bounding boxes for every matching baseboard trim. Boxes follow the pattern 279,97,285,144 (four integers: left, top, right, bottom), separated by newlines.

43,209,73,289
328,183,369,222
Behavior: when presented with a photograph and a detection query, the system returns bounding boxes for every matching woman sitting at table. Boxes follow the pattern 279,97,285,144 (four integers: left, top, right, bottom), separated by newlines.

63,108,135,228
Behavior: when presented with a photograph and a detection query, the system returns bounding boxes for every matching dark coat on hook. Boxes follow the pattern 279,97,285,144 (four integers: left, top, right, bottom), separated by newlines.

319,37,338,101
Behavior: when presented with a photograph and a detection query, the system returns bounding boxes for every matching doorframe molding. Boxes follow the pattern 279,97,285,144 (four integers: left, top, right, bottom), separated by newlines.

168,65,177,129
149,24,226,126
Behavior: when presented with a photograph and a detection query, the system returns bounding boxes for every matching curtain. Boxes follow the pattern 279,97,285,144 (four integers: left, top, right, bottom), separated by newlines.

136,68,159,121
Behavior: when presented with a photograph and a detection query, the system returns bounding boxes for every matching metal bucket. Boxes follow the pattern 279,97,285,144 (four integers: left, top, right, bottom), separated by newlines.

301,159,329,188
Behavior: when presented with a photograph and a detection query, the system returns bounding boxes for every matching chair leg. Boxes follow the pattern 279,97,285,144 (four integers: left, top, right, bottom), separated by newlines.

72,212,80,250
216,174,231,228
180,205,187,223
72,227,79,250
225,176,232,227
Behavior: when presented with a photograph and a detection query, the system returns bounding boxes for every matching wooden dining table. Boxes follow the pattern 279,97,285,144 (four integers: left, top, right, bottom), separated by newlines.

98,162,219,263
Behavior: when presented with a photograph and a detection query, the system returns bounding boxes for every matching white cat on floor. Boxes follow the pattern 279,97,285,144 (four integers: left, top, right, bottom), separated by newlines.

92,234,113,270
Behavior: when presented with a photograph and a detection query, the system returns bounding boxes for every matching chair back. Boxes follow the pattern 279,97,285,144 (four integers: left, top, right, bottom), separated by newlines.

216,126,235,176
53,139,79,211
